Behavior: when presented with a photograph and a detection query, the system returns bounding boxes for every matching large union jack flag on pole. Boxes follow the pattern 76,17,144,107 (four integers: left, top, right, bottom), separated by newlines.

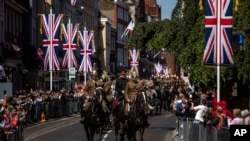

129,49,139,74
70,0,77,6
42,12,62,70
154,62,162,76
61,18,79,69
203,0,234,66
78,28,95,72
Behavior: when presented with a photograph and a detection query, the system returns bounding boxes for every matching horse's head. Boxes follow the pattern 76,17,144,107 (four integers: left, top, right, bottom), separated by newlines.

134,91,148,113
95,87,104,103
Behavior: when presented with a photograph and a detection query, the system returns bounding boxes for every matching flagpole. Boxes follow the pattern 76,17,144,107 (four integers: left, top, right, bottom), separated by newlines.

68,17,72,68
49,7,53,91
216,0,221,102
84,26,87,86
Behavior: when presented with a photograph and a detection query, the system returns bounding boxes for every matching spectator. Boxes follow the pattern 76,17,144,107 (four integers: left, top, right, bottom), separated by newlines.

205,107,218,127
175,94,191,118
241,109,250,125
220,100,233,120
214,106,228,129
190,99,208,124
229,108,243,126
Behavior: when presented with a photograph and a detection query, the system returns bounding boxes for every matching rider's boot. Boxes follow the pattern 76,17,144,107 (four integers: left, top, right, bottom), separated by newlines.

80,108,86,124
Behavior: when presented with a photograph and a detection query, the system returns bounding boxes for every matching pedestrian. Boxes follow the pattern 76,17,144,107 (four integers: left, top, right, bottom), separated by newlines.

229,108,243,126
241,109,250,125
175,94,191,118
214,106,228,129
190,99,208,124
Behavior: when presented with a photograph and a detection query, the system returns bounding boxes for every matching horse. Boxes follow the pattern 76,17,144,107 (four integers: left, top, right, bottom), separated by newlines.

146,87,162,115
126,90,148,141
113,97,127,141
82,87,106,141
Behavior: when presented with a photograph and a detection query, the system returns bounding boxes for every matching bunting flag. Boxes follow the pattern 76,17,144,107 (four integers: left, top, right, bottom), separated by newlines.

163,67,170,76
61,19,79,69
41,13,62,70
203,0,234,66
78,29,94,72
129,49,139,74
121,21,135,39
154,62,162,76
70,0,77,6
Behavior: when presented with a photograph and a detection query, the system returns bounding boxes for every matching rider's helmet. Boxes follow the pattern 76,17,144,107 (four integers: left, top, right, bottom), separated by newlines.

91,63,98,80
131,68,138,78
101,70,109,80
91,70,98,80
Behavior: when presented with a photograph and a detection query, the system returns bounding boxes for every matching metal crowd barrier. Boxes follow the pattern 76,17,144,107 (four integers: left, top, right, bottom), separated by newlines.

24,96,82,124
177,118,230,141
4,96,83,141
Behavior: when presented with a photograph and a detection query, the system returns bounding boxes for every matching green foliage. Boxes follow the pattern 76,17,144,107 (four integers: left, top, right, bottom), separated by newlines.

127,0,250,86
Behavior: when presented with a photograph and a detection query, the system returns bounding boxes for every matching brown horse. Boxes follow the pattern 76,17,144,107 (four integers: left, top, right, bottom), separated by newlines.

126,91,149,141
113,98,127,141
82,87,105,141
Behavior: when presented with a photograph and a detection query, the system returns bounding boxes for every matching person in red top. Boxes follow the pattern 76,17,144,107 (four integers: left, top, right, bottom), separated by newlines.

220,100,233,120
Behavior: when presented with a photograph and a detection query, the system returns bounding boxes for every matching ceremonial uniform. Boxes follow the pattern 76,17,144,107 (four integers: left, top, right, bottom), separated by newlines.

124,70,150,127
124,79,142,102
115,70,128,101
80,69,103,124
82,70,103,111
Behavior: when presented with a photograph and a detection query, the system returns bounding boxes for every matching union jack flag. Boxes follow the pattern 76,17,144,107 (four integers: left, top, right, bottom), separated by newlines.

203,0,234,66
42,14,62,70
163,67,170,76
129,49,139,74
78,30,95,72
70,0,77,6
154,62,162,76
61,19,79,69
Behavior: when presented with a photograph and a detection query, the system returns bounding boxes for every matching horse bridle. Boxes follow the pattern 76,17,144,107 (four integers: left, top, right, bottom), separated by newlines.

95,87,103,102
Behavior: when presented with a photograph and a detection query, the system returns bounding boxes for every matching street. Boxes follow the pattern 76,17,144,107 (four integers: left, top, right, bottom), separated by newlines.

24,111,177,141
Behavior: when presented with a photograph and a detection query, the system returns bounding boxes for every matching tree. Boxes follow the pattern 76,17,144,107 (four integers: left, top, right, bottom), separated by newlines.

127,0,250,87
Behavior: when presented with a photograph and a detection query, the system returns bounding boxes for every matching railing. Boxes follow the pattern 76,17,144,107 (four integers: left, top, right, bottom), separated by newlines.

177,118,230,141
3,96,83,141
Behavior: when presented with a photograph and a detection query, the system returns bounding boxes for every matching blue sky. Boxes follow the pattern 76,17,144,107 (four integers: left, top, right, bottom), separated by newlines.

157,0,177,20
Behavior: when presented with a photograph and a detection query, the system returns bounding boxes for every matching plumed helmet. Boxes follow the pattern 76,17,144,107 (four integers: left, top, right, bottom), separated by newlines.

126,71,132,79
131,69,138,78
91,63,98,77
101,70,108,80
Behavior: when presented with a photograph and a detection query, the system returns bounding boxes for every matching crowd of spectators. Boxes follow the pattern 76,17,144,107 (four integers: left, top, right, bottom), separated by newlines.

173,88,250,128
0,88,84,141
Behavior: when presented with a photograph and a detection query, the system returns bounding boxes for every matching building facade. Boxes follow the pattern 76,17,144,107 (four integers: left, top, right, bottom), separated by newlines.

0,0,100,91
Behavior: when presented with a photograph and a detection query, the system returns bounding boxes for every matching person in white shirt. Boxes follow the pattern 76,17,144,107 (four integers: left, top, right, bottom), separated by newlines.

190,99,208,123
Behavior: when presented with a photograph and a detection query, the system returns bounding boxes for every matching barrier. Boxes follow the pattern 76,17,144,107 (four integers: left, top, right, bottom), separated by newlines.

2,96,83,141
177,118,230,141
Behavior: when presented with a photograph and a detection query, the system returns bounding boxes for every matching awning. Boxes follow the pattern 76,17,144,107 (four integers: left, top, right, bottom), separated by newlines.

139,58,154,67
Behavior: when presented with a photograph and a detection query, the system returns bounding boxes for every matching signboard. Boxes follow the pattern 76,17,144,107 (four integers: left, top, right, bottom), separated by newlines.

0,83,13,99
69,67,76,80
